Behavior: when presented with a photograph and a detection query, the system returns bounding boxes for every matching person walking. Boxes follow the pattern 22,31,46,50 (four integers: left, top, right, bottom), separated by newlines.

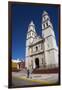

27,69,30,78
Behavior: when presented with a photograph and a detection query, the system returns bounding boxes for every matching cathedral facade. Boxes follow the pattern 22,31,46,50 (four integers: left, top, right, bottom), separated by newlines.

25,11,58,70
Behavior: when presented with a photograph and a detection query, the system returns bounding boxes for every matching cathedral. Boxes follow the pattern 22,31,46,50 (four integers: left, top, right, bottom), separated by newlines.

25,11,58,70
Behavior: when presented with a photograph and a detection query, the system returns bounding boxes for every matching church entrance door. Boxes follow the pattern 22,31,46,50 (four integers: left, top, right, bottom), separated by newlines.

35,58,39,68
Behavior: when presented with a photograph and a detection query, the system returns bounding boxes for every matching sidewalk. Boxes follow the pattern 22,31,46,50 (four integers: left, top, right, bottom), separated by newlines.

12,72,58,84
12,70,59,85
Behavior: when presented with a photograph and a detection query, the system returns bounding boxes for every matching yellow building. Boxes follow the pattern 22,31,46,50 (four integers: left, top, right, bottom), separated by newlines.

12,59,25,71
12,59,21,71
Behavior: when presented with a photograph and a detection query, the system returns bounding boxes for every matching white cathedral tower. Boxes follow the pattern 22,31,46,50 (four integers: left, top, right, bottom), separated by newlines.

25,11,58,70
42,11,58,67
25,21,37,69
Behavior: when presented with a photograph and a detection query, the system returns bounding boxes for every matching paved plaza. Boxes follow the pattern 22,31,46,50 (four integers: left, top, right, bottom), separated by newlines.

12,69,59,87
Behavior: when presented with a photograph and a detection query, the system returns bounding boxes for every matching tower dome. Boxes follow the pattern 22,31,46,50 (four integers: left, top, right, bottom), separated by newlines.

28,20,36,32
42,11,48,16
29,20,35,26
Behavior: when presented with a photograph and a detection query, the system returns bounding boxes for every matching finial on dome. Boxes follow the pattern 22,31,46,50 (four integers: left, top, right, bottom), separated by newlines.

42,11,48,16
29,20,34,26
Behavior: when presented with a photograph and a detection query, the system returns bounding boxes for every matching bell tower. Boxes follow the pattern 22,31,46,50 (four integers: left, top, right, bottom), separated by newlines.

25,21,37,69
42,11,58,68
26,21,37,45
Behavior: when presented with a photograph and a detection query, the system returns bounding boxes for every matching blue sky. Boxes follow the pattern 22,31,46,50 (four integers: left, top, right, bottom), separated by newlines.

12,3,59,60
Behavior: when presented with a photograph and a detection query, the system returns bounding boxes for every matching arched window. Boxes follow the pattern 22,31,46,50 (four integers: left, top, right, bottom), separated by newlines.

46,22,48,27
44,16,46,20
43,24,45,28
32,32,33,35
36,46,38,51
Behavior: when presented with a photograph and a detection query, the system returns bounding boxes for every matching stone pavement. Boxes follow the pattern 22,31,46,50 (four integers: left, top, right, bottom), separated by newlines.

30,73,58,83
12,69,59,84
12,76,42,88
